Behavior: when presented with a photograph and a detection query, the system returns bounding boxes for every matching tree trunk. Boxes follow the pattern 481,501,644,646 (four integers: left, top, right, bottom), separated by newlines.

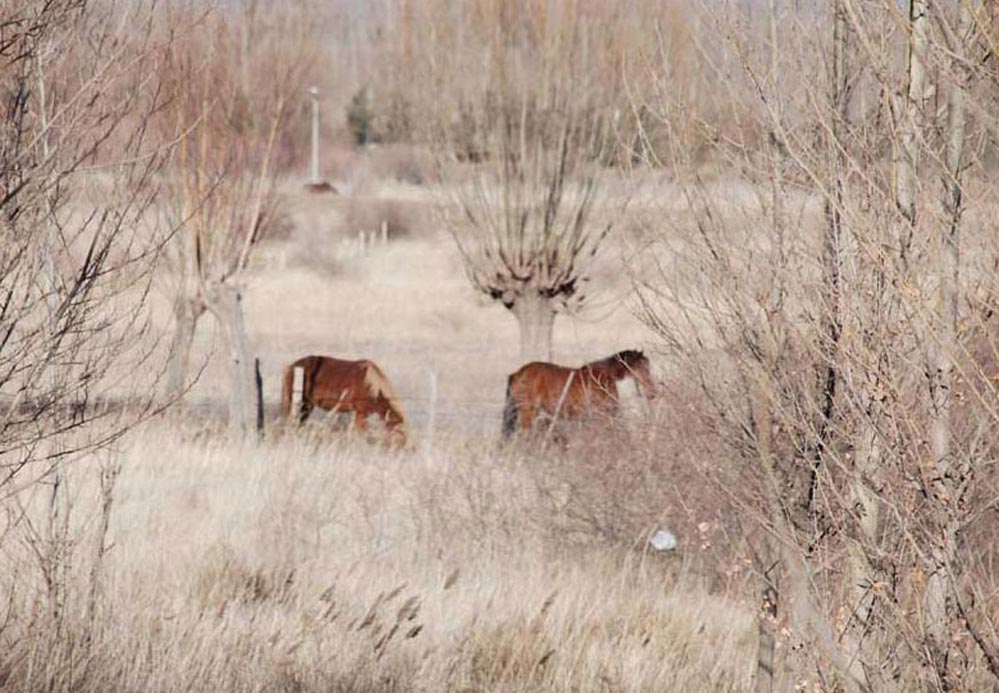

813,0,847,507
752,378,863,693
825,5,875,684
895,0,928,261
753,8,786,691
756,554,778,693
205,283,256,437
924,3,969,689
166,295,205,401
845,419,880,684
511,292,556,362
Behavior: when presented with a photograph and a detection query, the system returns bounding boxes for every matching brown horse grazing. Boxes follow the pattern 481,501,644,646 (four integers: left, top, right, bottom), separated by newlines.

282,355,407,446
501,349,657,438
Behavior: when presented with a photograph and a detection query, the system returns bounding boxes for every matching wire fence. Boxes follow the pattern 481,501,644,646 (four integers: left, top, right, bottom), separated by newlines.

182,343,659,438
254,371,651,439
187,380,652,439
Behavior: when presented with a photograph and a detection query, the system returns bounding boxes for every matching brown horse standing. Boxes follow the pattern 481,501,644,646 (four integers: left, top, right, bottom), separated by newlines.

281,355,407,446
501,349,656,437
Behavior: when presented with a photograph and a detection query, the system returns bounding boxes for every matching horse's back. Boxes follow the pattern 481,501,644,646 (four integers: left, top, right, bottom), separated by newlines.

289,354,360,372
510,361,573,380
508,361,576,405
289,355,365,401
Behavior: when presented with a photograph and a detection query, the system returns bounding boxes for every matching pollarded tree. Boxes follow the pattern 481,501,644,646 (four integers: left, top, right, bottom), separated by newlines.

439,4,617,362
160,4,314,433
446,115,612,362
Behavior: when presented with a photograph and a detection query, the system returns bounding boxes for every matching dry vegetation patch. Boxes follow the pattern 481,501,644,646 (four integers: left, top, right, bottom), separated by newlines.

0,425,754,692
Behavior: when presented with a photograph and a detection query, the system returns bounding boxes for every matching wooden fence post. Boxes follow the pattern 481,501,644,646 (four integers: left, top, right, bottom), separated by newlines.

255,357,264,437
292,366,305,422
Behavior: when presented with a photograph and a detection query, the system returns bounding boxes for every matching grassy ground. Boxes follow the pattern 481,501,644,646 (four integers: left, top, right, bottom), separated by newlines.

0,177,759,691
1,427,755,691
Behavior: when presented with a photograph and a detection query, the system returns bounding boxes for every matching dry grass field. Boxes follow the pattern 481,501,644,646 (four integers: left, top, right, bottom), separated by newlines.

9,1,999,690
1,175,761,691
2,428,756,691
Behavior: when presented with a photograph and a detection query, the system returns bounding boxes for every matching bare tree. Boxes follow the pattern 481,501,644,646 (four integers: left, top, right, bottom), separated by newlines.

922,3,971,688
444,116,614,362
634,0,999,688
820,3,880,683
439,7,618,362
160,4,314,432
0,0,172,492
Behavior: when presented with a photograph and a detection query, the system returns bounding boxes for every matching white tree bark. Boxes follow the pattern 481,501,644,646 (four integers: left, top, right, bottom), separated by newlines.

511,292,556,362
205,284,256,437
166,295,205,400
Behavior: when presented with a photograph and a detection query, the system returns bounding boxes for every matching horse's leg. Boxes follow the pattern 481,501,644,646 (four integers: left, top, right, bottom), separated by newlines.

520,404,535,431
351,406,369,434
298,364,315,425
299,400,313,425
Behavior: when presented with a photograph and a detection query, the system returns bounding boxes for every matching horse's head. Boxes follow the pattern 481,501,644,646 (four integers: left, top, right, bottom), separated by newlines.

614,349,658,400
385,425,408,450
382,408,408,450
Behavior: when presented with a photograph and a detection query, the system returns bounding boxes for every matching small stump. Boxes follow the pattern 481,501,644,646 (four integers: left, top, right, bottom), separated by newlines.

304,180,337,194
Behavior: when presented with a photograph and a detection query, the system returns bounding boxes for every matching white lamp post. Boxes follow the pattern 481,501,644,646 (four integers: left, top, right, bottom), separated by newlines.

304,86,335,193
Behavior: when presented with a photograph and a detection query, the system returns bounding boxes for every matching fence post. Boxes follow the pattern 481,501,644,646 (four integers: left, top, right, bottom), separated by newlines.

255,357,264,437
381,219,388,246
292,366,305,422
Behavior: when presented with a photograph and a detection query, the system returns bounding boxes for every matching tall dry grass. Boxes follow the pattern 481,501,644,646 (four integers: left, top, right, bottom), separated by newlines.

0,422,754,692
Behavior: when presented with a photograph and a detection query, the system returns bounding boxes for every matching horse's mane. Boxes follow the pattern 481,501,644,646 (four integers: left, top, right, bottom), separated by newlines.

362,362,406,423
582,349,648,378
612,349,646,366
587,349,646,369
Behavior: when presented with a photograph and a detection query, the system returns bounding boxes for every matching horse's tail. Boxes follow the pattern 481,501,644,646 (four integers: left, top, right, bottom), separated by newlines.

363,362,407,437
281,363,295,421
501,375,519,438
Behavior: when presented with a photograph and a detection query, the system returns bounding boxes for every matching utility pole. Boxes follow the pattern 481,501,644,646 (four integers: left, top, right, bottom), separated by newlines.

306,85,334,193
309,86,320,184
